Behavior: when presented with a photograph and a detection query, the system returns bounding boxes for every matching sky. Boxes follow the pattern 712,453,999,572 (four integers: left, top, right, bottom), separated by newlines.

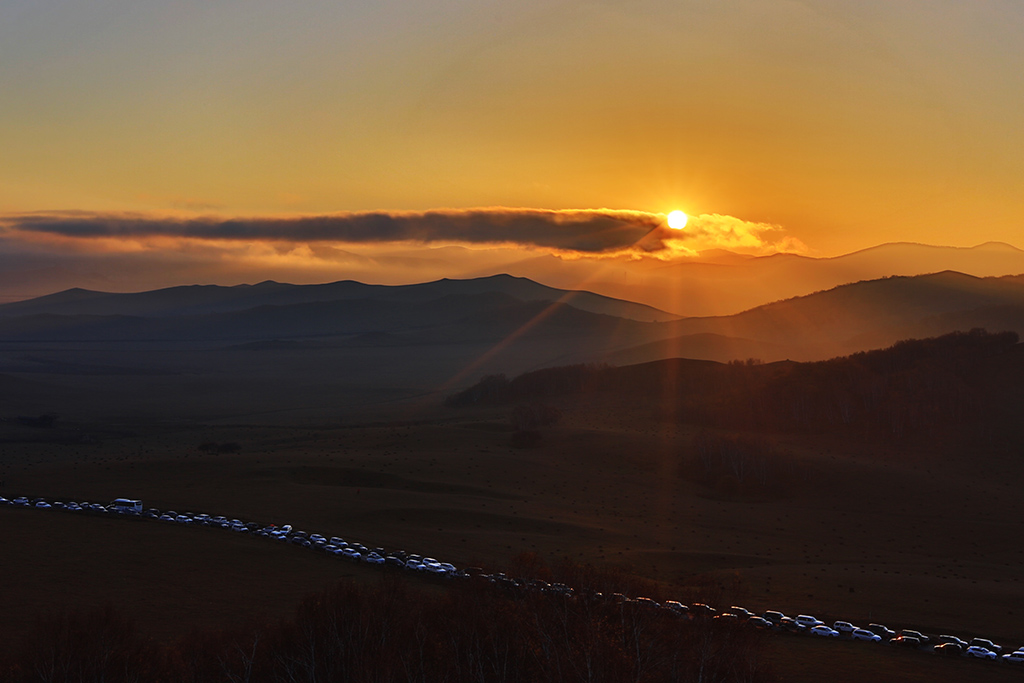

1,1,1023,308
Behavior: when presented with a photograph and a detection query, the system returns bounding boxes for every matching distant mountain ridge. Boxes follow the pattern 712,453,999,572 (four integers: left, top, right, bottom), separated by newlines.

0,274,677,323
5,270,1024,421
3,271,1024,368
520,241,1024,317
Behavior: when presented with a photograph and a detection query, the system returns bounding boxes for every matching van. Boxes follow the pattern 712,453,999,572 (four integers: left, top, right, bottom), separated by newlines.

109,498,143,513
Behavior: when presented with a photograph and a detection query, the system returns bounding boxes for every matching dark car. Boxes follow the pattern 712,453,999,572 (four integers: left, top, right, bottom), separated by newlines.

779,617,806,633
867,623,896,639
935,643,963,656
936,635,968,648
900,629,930,644
690,603,717,617
890,635,922,648
764,611,785,624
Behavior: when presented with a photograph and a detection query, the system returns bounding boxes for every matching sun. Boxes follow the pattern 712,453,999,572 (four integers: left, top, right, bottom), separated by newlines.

667,210,688,230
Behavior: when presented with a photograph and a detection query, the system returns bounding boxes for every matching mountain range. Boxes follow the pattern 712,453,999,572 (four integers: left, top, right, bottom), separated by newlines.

2,269,1023,421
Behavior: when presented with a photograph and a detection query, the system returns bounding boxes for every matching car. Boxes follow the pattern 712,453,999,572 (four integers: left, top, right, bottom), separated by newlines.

969,638,1002,653
748,617,773,629
363,553,385,565
109,498,143,513
890,635,921,648
309,534,327,543
729,606,755,619
966,645,997,660
867,623,896,639
763,611,785,624
329,536,345,546
1002,651,1024,664
795,615,823,628
35,501,51,508
690,603,717,617
935,643,963,656
13,497,29,506
779,617,806,632
833,621,856,634
936,635,968,648
342,548,361,560
0,497,10,505
851,629,881,642
811,625,840,637
405,559,423,570
900,629,930,644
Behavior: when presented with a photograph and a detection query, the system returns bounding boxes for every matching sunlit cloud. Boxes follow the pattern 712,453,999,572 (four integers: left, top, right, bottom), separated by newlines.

658,214,809,257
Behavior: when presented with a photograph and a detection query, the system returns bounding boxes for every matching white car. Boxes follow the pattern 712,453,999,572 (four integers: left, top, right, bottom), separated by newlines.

1001,651,1024,664
795,615,824,628
342,548,361,560
363,553,385,565
810,625,840,637
966,646,997,660
851,629,881,642
833,621,856,634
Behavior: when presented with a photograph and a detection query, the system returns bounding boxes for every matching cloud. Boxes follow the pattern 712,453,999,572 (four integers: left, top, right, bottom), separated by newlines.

660,213,808,256
0,207,806,259
2,208,668,254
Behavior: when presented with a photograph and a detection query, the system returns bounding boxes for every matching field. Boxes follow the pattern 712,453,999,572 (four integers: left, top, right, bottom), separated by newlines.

2,393,1023,681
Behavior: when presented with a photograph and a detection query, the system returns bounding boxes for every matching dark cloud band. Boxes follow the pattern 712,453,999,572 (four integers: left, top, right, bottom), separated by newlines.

3,208,669,254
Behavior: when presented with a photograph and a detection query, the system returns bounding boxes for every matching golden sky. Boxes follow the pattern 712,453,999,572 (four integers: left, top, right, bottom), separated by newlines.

1,1,1023,306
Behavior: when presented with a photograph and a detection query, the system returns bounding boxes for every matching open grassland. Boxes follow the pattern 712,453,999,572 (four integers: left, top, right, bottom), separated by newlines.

2,398,1023,680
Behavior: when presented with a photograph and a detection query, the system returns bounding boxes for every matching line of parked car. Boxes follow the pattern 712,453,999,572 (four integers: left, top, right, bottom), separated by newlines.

3,493,1022,665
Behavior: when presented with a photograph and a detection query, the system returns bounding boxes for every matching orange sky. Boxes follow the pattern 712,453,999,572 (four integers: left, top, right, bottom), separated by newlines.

1,1,1022,305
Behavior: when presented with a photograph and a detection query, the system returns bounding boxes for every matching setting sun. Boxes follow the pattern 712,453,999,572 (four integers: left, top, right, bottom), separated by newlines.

667,210,688,230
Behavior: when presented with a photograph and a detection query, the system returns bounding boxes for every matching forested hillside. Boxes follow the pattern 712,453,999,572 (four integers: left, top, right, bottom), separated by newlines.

449,329,1023,447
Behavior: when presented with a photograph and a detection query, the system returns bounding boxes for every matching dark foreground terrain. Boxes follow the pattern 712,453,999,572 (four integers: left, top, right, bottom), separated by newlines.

3,349,1024,680
2,274,1024,681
